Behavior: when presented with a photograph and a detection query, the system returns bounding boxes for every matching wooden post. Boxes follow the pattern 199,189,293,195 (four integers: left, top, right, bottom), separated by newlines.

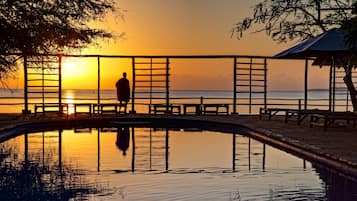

249,58,252,114
58,55,62,110
166,57,170,111
233,57,237,114
97,57,101,106
264,58,268,110
304,59,308,110
23,56,29,114
329,67,332,111
131,57,136,113
332,61,336,112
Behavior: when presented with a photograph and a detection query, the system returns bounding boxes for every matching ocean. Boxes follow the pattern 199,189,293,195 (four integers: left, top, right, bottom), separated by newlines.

0,88,352,114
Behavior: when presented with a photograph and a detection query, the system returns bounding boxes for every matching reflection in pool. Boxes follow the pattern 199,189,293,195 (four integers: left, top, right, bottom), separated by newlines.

0,127,356,200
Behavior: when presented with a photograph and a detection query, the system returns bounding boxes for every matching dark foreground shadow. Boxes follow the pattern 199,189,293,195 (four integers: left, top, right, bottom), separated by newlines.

313,163,357,201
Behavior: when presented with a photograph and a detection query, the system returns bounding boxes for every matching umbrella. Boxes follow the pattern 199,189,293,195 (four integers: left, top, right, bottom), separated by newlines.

273,28,356,66
273,28,357,111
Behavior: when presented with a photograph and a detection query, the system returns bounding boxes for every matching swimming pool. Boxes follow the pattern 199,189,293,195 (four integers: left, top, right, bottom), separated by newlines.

0,124,356,200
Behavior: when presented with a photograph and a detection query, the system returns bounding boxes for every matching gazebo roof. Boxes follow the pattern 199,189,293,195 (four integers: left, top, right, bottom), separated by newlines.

274,28,356,60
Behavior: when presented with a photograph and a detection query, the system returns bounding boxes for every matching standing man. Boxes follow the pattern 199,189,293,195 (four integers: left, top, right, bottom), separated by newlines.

116,72,130,113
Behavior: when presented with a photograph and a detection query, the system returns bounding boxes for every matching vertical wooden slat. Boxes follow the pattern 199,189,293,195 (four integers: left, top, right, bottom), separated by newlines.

166,57,170,110
332,62,336,112
150,58,153,105
264,58,267,110
329,62,333,111
304,59,308,110
58,55,62,109
23,56,28,113
131,57,136,113
249,58,252,114
233,57,237,114
97,57,100,105
41,56,45,107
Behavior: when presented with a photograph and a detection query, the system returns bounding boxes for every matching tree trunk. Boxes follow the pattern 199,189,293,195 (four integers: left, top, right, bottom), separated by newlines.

344,66,357,112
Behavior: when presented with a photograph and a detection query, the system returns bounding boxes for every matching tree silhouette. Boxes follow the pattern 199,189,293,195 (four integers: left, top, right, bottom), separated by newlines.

233,0,357,111
0,0,117,80
232,0,353,42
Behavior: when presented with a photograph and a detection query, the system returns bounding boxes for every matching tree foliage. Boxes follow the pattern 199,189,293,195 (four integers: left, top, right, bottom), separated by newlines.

232,0,354,43
0,0,117,80
342,2,357,48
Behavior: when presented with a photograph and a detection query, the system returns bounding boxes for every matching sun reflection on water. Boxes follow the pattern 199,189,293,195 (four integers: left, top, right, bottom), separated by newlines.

63,90,75,114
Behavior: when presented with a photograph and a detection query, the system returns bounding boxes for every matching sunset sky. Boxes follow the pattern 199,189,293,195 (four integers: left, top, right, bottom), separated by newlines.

11,0,332,91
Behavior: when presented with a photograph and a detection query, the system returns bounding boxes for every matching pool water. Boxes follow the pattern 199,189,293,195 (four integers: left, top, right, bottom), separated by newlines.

0,127,356,200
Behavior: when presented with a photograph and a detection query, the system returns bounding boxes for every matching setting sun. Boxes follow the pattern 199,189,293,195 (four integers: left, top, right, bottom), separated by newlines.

62,58,86,80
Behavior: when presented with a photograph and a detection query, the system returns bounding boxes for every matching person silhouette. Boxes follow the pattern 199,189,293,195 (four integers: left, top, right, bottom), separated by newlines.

115,72,130,113
116,127,130,156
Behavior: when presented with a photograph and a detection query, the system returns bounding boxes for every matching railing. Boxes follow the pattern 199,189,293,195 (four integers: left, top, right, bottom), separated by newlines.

0,96,353,114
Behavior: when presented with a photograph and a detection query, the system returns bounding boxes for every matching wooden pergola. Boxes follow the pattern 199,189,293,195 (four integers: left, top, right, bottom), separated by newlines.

21,54,271,114
19,53,354,115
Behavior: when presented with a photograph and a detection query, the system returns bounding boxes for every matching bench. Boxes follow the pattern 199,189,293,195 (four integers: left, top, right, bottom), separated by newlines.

259,108,290,120
34,103,69,116
93,103,127,115
74,103,93,116
183,104,202,115
310,112,357,131
148,104,181,115
260,108,332,125
202,104,229,115
284,109,330,125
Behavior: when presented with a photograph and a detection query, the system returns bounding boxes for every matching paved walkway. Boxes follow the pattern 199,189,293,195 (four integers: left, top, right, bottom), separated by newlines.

0,113,356,175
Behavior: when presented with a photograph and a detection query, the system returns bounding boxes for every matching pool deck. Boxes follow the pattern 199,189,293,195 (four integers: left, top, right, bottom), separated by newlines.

0,113,356,176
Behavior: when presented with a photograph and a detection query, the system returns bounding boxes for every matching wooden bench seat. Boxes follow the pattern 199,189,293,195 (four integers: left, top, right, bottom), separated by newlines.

93,103,127,115
310,112,357,131
260,107,333,125
148,104,181,115
202,104,229,115
183,104,202,115
74,103,93,116
34,103,69,116
259,108,291,120
284,109,330,125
